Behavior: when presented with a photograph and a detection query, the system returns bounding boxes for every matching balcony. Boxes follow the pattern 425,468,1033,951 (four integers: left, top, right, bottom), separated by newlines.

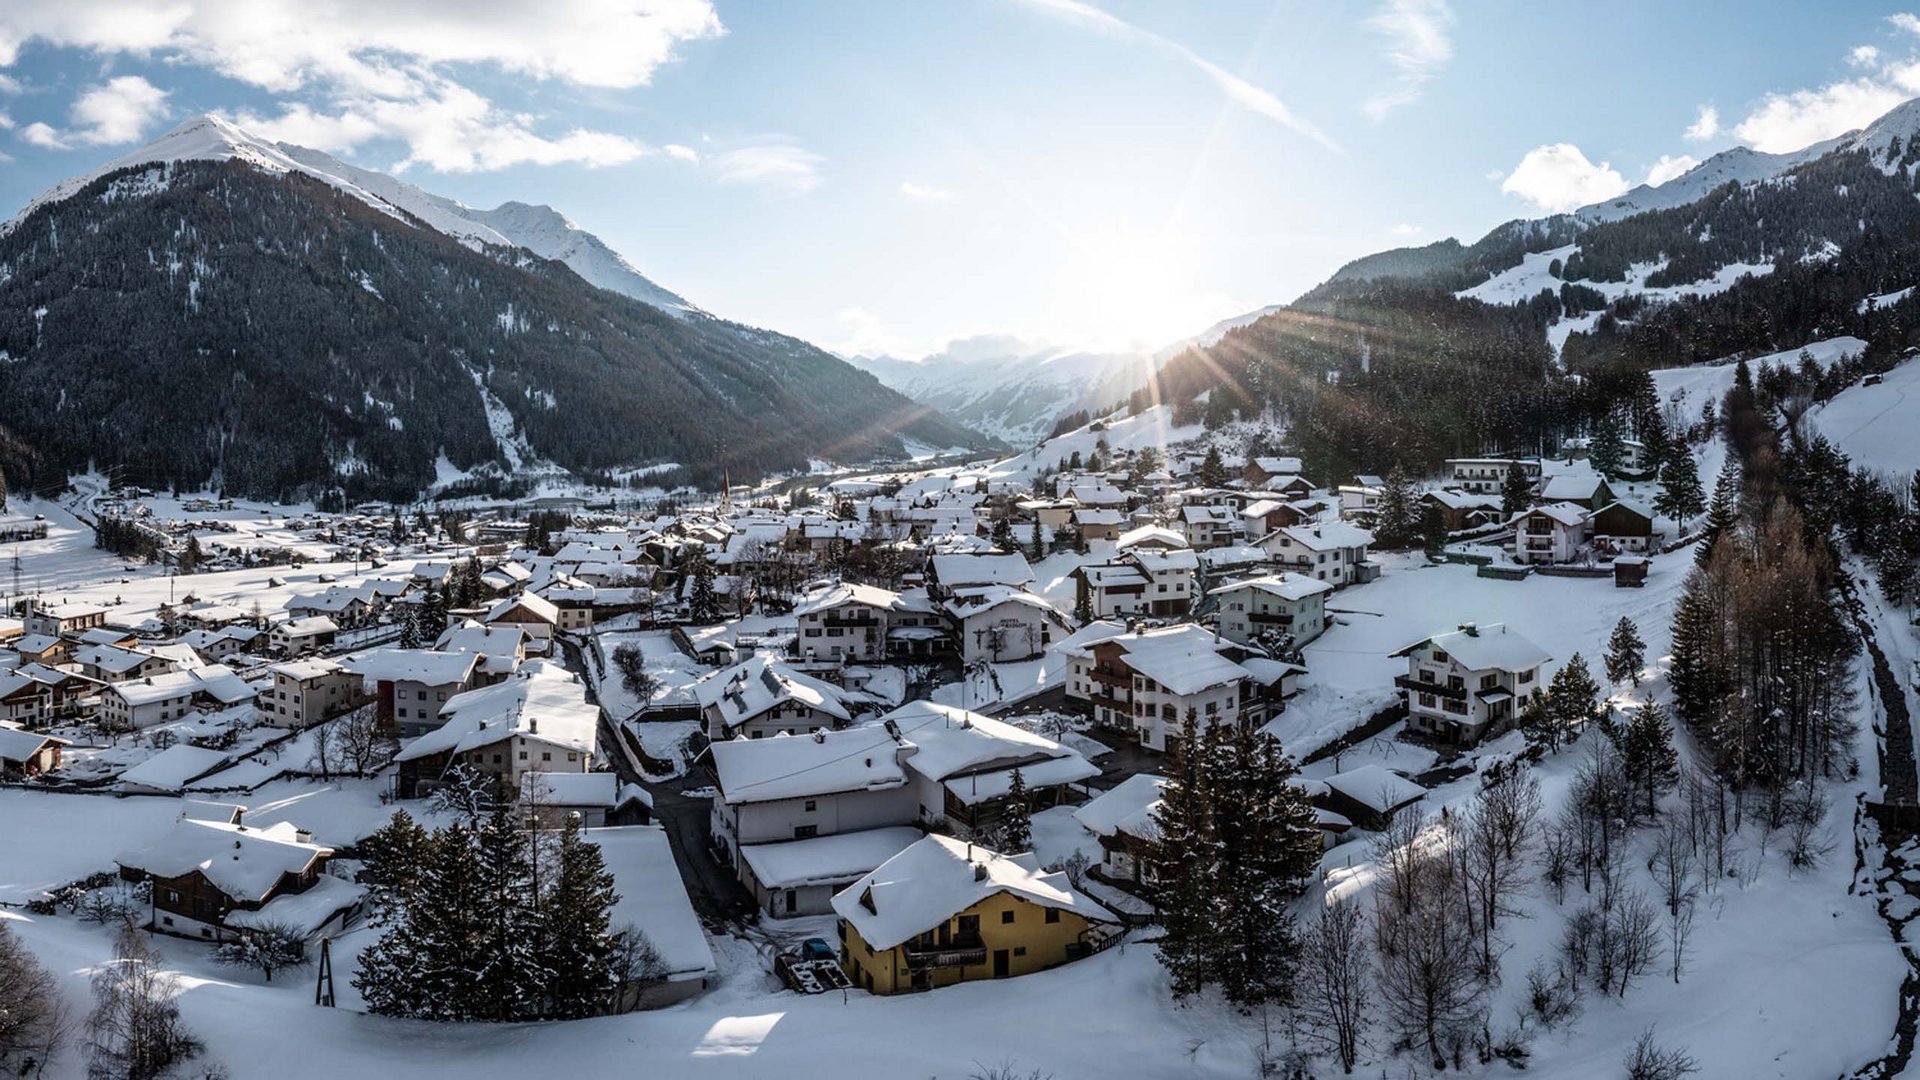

1394,674,1467,699
904,938,987,970
1246,610,1295,626
1087,667,1131,688
820,614,879,628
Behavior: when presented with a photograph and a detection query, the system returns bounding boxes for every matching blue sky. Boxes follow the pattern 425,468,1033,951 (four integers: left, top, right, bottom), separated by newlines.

0,2,1916,357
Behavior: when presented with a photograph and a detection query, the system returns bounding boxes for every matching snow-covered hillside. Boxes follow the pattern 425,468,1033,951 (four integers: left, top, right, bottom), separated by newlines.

1811,352,1920,476
4,114,701,317
851,338,1154,446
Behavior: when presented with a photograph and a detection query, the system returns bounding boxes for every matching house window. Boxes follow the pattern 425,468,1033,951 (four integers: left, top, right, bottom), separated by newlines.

1001,910,1015,924
1432,650,1448,663
804,799,817,812
1045,908,1060,924
542,752,551,762
794,825,818,839
1014,946,1028,957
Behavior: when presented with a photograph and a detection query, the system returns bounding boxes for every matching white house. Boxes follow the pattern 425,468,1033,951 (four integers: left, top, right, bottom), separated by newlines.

259,658,365,729
694,656,855,741
1256,521,1378,587
943,586,1072,665
1390,622,1550,745
98,670,202,731
1207,572,1334,649
391,660,598,797
792,582,901,662
1509,502,1592,565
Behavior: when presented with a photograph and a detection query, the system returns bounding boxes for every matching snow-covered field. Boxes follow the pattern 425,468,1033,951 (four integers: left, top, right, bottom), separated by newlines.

1812,353,1920,478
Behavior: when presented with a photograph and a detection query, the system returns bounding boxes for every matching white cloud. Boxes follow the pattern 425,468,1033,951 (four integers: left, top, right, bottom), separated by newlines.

0,73,20,94
1733,77,1907,152
0,1,720,171
712,139,823,195
662,143,699,164
1499,143,1628,213
1892,12,1920,36
1852,44,1882,67
1390,222,1423,236
0,111,11,131
1645,153,1698,186
900,181,953,201
20,75,171,148
20,121,63,148
825,307,916,359
1012,0,1335,149
1684,104,1719,142
1363,0,1454,121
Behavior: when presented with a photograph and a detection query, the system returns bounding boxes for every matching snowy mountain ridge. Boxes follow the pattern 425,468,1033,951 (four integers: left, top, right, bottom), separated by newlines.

3,113,701,317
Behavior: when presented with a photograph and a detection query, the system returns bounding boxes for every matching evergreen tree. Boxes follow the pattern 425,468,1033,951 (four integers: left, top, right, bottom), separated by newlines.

1073,581,1094,626
1617,700,1680,818
472,805,549,1022
1654,449,1706,526
177,534,204,574
542,817,620,1019
1545,653,1601,750
687,548,720,623
1695,458,1741,566
1028,519,1046,563
358,809,435,926
1211,726,1320,1008
1589,410,1627,479
1516,688,1553,758
1067,450,1083,471
1605,616,1645,687
1198,445,1229,488
1374,466,1418,549
1501,459,1533,517
357,820,486,1020
991,514,1014,552
1144,713,1217,998
1666,580,1720,730
397,607,421,650
998,768,1033,853
421,584,448,639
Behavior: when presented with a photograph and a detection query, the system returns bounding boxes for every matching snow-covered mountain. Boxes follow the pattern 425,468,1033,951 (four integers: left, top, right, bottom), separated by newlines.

849,337,1153,446
3,114,701,316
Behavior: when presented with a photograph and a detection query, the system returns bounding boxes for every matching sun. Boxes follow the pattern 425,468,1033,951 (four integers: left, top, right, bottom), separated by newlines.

1050,224,1248,352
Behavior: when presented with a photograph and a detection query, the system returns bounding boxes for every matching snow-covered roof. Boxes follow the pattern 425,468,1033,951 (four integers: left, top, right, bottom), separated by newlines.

0,723,67,762
1390,622,1551,672
1115,524,1188,551
1207,572,1332,602
1540,474,1608,501
392,661,597,762
519,770,648,809
118,818,330,902
485,592,559,626
1323,765,1427,814
1131,548,1201,573
1276,521,1375,550
433,620,528,657
1511,502,1592,528
831,834,1114,951
792,582,904,618
881,702,1085,784
1073,773,1166,839
710,725,910,804
224,873,365,936
592,825,717,981
339,648,480,687
119,745,229,791
107,670,204,706
1123,645,1248,696
930,552,1034,588
693,655,853,729
943,585,1068,624
268,658,342,682
738,826,925,889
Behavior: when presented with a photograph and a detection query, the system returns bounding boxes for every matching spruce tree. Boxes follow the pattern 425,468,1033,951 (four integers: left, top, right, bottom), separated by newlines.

1028,520,1046,563
1517,688,1553,758
472,805,549,1022
998,768,1033,853
1654,449,1706,526
1375,466,1418,549
422,583,449,637
1696,458,1741,566
1073,581,1094,626
991,514,1014,552
1144,713,1217,998
358,809,435,926
397,607,421,650
1212,726,1320,1008
1198,446,1229,488
1546,653,1601,749
543,817,621,1019
1589,411,1626,479
1501,459,1533,517
356,820,487,1019
688,548,719,623
1619,700,1679,818
1605,616,1645,687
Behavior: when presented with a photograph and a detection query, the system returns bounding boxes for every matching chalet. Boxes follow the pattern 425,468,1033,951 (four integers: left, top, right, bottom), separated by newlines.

942,586,1071,665
1243,456,1305,489
269,616,337,657
518,771,652,828
22,601,107,639
1257,521,1378,587
1071,507,1127,543
340,649,483,737
1121,640,1252,753
431,620,528,676
695,655,855,741
708,724,917,869
1114,524,1187,554
482,593,560,654
118,818,358,944
832,834,1119,994
1590,499,1662,554
538,582,598,632
284,587,375,628
0,723,68,777
1445,457,1541,495
73,643,177,684
98,670,202,731
1539,473,1616,512
1063,623,1232,727
118,745,229,794
1510,502,1591,565
0,669,54,727
11,634,70,666
174,626,262,664
1337,483,1384,519
1072,772,1166,885
5,664,98,724
1072,545,1199,620
1391,622,1550,745
1422,489,1505,534
882,702,1099,838
1208,572,1334,649
260,658,366,729
1176,504,1240,549
738,826,923,919
1071,561,1151,621
392,661,598,799
793,583,900,662
927,552,1035,601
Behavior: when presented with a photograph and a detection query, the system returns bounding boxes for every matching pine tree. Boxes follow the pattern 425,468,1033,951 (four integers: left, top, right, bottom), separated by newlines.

1375,466,1418,549
472,805,549,1022
1695,458,1741,566
1067,450,1083,471
1198,445,1229,488
1516,687,1553,758
1589,411,1627,479
1073,580,1094,626
397,607,421,650
356,820,486,1019
1654,449,1706,526
1618,700,1679,818
998,768,1033,853
991,514,1014,552
1501,459,1533,517
358,809,435,926
688,548,720,623
1545,653,1601,749
1605,616,1645,687
1144,713,1217,998
1028,520,1046,563
1211,726,1320,1008
1667,579,1720,729
421,584,448,639
542,817,620,1019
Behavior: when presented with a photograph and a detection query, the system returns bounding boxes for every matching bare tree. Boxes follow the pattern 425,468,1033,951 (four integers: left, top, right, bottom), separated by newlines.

1781,784,1832,874
333,706,396,776
1298,897,1370,1073
1372,816,1485,1071
609,924,667,1012
213,923,311,983
1624,1027,1699,1080
85,920,200,1080
1647,817,1699,983
426,763,494,822
0,922,71,1076
306,721,335,781
1461,763,1543,975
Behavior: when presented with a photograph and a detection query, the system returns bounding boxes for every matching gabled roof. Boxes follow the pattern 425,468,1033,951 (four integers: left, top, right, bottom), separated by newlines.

1115,524,1188,551
831,834,1112,951
693,656,853,728
1073,772,1166,840
485,592,559,626
1390,622,1551,672
1510,501,1591,528
118,818,330,902
792,582,903,618
1540,473,1610,501
710,724,909,804
393,661,597,762
930,552,1034,589
1323,765,1426,814
1207,572,1333,602
0,722,68,762
880,702,1084,783
1273,521,1375,551
340,647,480,687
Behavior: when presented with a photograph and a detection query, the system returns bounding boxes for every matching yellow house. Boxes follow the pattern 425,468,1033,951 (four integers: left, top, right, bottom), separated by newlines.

830,833,1120,994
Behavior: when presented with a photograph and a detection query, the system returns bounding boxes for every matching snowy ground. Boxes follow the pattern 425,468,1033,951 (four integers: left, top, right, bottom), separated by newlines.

1811,353,1920,479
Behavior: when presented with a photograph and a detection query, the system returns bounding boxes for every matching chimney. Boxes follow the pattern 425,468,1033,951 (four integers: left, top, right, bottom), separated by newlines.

974,862,988,882
1458,622,1479,637
812,729,826,744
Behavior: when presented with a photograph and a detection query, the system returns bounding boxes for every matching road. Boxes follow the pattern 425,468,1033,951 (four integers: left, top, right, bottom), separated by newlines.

561,632,756,927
